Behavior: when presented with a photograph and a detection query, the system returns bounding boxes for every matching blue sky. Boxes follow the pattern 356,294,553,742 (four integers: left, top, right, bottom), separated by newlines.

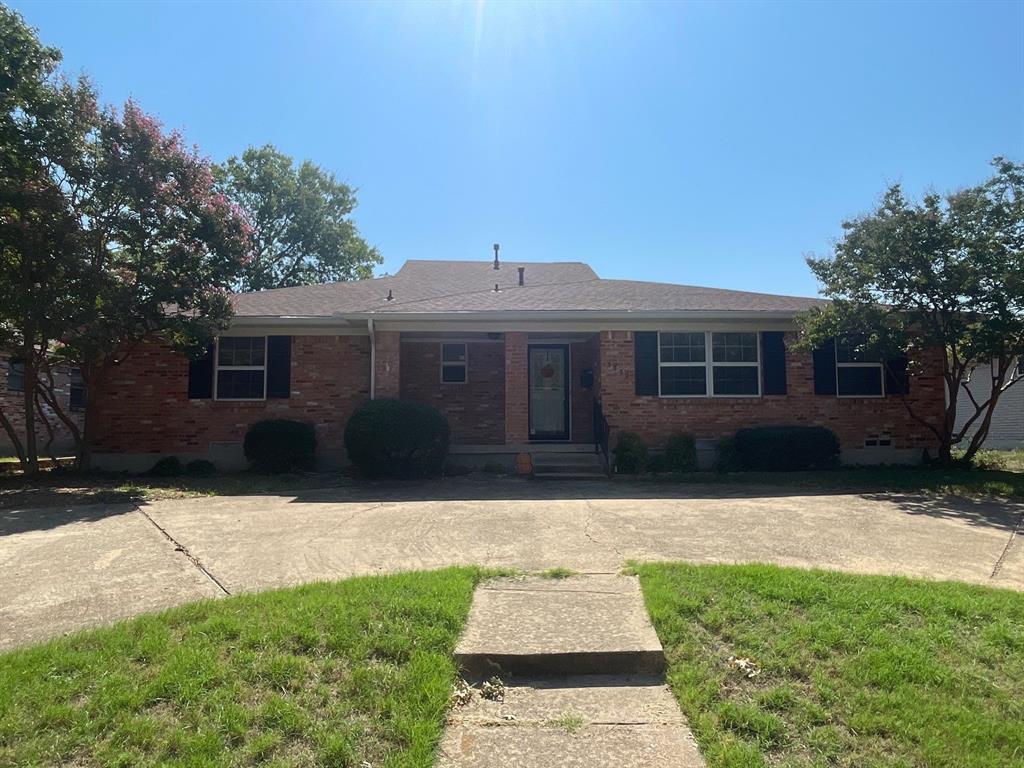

11,0,1023,297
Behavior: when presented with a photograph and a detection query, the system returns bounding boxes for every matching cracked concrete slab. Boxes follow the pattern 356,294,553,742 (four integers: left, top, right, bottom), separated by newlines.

0,504,221,651
2,480,1022,649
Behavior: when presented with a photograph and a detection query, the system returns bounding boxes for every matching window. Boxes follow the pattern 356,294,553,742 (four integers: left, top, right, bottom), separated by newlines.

659,333,706,395
711,332,759,395
70,368,85,410
7,359,24,392
657,332,761,397
836,340,884,397
215,337,266,400
441,343,467,383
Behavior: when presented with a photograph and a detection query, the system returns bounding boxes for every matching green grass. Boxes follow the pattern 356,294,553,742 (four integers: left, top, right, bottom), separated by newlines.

538,567,577,579
639,452,1024,501
0,568,484,768
635,563,1024,767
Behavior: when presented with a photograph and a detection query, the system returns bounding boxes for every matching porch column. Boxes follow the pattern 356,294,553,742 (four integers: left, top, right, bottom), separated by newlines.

374,330,401,398
504,332,529,444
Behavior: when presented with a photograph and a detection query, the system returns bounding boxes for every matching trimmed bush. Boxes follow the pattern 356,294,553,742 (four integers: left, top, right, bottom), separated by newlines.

147,456,183,477
481,460,507,475
613,431,649,474
244,419,316,474
185,459,217,477
344,399,450,478
734,426,840,471
714,436,742,473
662,432,698,473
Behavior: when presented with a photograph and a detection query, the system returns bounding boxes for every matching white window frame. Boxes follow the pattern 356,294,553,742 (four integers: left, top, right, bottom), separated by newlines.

710,331,762,398
656,331,762,398
214,336,268,401
835,344,885,399
440,342,467,384
657,332,708,398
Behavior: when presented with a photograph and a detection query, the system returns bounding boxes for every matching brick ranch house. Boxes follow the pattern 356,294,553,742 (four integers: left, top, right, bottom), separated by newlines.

88,257,945,472
1,353,85,458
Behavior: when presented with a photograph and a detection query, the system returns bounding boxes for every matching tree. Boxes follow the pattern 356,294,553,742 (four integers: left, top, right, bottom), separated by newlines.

0,6,252,470
214,144,380,291
798,158,1024,465
0,5,94,473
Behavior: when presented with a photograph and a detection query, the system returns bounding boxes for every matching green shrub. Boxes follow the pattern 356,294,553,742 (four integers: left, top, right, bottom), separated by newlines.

714,436,742,472
662,432,698,472
147,456,183,477
481,460,507,475
244,419,317,474
344,399,450,478
734,426,840,471
184,459,217,477
613,431,649,474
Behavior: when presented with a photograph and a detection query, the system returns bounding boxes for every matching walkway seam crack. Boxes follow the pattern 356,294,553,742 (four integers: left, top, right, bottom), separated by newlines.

991,510,1023,580
134,505,231,596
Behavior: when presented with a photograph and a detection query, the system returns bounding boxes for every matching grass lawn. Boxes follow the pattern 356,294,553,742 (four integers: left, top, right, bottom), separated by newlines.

0,568,484,768
641,449,1024,501
636,563,1024,767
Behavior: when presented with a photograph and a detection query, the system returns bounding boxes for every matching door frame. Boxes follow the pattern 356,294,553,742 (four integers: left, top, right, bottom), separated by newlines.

527,343,572,442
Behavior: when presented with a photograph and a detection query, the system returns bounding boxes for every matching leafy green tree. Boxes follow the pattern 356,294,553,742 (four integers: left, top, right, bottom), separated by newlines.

214,144,380,291
799,158,1024,465
1,7,252,470
0,5,94,472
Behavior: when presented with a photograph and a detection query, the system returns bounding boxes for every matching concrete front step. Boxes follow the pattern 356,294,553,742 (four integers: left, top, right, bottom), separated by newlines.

531,451,607,480
438,676,705,767
453,575,665,678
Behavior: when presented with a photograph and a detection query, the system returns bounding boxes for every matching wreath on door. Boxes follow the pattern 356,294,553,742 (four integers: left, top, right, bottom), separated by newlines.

540,363,555,379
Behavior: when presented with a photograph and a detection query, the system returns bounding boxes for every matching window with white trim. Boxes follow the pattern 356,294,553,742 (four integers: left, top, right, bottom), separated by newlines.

711,332,760,395
658,332,761,397
215,337,266,400
441,343,467,383
659,333,706,396
835,340,884,397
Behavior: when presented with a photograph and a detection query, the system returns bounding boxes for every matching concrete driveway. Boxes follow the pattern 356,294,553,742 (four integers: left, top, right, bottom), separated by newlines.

2,479,1022,650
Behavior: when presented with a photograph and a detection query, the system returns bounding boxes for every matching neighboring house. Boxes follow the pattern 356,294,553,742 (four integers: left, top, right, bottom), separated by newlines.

955,359,1024,450
0,352,85,458
88,257,946,471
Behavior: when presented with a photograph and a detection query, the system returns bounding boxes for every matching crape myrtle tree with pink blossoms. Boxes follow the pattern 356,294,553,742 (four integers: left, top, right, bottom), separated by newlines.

0,7,252,471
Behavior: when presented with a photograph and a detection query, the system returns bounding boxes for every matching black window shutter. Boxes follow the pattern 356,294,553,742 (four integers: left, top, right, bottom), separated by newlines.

761,331,787,395
266,335,292,398
812,338,837,395
634,332,659,396
187,344,214,399
884,353,910,396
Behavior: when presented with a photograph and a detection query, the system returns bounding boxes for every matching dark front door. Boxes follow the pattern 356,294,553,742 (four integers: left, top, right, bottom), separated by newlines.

529,345,570,440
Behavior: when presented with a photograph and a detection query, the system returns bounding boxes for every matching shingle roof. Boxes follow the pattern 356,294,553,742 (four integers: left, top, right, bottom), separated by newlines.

230,259,824,317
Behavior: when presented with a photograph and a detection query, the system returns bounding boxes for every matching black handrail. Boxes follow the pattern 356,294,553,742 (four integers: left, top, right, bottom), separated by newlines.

593,398,611,472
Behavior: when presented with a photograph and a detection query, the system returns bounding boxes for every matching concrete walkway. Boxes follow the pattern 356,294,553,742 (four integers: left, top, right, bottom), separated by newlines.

438,575,705,767
1,479,1022,650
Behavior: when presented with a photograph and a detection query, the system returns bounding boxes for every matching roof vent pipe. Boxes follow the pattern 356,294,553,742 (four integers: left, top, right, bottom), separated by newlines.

386,289,393,301
518,266,525,286
493,243,500,270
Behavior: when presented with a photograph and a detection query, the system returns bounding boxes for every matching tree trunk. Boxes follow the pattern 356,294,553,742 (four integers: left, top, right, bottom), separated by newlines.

0,408,27,470
21,342,38,475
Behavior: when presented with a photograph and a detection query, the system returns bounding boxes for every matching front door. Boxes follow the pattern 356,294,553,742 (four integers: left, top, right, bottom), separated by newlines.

529,345,570,440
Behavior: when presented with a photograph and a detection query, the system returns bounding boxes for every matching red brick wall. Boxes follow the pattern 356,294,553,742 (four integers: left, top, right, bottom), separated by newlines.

505,333,529,444
598,330,945,451
569,338,598,443
0,352,83,456
400,341,505,444
90,336,370,457
374,330,401,398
